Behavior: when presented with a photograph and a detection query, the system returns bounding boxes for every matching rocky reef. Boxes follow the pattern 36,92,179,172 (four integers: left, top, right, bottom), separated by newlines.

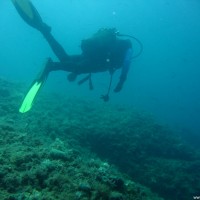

0,78,199,200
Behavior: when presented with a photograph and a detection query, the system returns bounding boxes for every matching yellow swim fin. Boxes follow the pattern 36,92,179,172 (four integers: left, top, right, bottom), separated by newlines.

11,0,50,33
19,59,50,113
11,0,34,20
19,80,43,113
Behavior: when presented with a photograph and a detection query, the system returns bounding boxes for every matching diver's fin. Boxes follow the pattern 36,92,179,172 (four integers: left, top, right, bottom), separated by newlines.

19,80,43,113
11,0,51,33
19,59,50,113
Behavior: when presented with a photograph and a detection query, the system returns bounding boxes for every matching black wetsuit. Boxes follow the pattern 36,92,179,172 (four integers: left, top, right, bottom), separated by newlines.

41,27,132,92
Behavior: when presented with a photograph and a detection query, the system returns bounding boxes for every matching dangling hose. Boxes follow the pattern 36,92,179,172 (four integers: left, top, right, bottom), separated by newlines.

117,33,143,59
101,71,114,102
101,33,143,102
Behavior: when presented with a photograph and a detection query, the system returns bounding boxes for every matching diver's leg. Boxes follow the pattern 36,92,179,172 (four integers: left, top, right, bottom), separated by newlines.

12,0,69,62
47,56,107,74
43,59,79,81
42,33,69,62
47,60,80,73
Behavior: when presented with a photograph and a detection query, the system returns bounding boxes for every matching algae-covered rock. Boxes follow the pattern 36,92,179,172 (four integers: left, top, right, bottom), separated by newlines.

109,191,124,200
1,79,199,200
49,149,69,161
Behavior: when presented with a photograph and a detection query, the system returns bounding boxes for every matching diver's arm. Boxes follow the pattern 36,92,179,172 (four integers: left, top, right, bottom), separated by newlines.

114,48,133,92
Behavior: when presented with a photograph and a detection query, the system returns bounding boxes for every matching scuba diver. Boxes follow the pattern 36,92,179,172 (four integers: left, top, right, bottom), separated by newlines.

11,0,140,113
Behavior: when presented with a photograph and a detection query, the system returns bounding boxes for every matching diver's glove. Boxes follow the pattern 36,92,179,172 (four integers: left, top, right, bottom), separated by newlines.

67,72,77,82
100,94,109,102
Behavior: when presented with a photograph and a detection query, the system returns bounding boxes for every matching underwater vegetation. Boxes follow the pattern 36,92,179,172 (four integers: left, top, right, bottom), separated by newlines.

0,78,200,200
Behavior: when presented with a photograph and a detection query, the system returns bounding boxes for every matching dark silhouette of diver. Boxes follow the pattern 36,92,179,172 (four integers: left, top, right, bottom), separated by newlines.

11,0,135,113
